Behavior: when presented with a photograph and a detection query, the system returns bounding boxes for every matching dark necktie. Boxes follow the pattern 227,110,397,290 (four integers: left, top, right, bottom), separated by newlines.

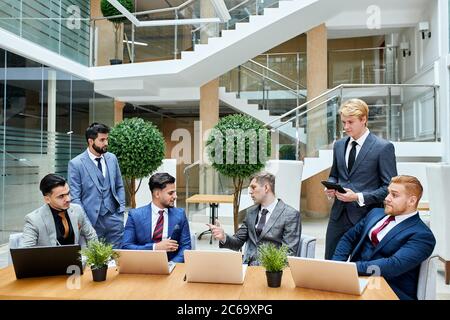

58,212,69,239
256,209,269,237
152,210,164,242
347,141,358,172
370,215,395,246
95,157,103,174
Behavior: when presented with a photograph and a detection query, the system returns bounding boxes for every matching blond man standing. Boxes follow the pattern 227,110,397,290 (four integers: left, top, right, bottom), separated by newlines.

324,98,397,259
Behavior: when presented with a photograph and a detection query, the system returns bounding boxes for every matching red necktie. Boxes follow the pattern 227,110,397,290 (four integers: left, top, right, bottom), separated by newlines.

370,215,395,246
152,210,164,242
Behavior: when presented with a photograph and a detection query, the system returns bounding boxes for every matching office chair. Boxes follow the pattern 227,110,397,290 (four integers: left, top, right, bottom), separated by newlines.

297,234,317,258
8,232,23,265
417,254,439,300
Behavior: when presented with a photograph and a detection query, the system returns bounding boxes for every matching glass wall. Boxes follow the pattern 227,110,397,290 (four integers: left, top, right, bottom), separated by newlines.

0,0,90,65
0,48,114,244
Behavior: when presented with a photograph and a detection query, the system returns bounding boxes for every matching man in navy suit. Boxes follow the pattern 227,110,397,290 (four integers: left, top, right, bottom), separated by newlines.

324,99,397,259
333,175,436,300
68,123,125,248
121,173,191,263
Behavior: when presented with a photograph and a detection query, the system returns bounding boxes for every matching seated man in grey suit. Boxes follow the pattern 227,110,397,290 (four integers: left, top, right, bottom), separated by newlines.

208,171,301,266
21,174,97,247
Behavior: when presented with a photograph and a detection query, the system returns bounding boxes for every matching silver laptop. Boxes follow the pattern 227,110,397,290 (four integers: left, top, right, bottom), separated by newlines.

115,249,176,275
288,257,369,295
184,250,247,284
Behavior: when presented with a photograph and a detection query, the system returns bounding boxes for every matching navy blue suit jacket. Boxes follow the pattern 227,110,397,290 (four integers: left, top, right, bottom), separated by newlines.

333,208,436,300
328,133,397,224
121,204,191,263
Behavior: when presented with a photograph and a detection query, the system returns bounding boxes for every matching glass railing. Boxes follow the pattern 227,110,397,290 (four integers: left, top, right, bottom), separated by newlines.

266,84,439,160
0,0,91,65
220,59,307,117
0,126,86,241
253,52,307,87
91,0,285,65
328,47,398,87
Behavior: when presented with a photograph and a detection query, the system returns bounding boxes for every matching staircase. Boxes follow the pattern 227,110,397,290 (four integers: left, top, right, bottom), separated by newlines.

92,0,338,100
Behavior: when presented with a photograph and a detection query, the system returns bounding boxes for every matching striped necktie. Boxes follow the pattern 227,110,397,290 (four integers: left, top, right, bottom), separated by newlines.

152,210,164,242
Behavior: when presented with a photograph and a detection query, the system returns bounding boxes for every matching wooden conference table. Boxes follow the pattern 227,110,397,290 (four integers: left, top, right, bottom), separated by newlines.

0,264,398,300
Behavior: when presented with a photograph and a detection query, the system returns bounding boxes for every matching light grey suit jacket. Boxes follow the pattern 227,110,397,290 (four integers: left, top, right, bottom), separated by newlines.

219,199,301,265
21,203,98,247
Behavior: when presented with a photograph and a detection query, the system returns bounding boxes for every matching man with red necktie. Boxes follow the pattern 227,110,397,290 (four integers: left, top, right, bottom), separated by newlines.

121,173,191,263
332,175,435,300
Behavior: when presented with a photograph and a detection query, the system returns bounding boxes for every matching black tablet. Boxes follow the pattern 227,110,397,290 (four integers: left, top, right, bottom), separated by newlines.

321,180,347,193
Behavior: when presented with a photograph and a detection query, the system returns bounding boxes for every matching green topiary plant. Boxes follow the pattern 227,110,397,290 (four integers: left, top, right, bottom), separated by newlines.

100,0,134,62
206,114,271,232
258,243,289,272
108,117,165,208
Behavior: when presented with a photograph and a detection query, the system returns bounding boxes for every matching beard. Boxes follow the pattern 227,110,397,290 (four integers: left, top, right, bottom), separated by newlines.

93,142,107,154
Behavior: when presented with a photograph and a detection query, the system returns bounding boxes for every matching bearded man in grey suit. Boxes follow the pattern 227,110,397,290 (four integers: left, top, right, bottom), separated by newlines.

208,172,301,266
21,174,97,247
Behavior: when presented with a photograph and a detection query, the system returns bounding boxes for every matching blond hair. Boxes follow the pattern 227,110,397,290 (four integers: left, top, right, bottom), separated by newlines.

339,99,369,125
390,175,423,206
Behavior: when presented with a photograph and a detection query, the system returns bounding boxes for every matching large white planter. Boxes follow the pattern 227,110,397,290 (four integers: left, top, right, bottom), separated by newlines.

426,163,450,285
264,160,303,212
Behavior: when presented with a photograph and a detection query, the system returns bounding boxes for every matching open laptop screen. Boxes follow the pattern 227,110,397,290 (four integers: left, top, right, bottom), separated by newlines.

10,245,82,279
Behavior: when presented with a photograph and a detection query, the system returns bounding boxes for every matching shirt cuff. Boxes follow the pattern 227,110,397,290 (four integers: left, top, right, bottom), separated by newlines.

153,244,156,250
220,235,227,245
356,192,365,207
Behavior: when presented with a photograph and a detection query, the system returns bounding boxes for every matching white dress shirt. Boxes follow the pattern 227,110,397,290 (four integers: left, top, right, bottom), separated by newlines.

255,199,279,230
151,202,168,250
368,211,418,243
221,199,279,244
87,148,106,178
344,128,370,206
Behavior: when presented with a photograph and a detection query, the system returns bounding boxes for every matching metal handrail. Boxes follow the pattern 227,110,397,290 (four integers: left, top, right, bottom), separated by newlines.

91,0,197,21
272,95,339,130
328,46,398,53
247,59,306,89
239,64,306,99
265,83,440,127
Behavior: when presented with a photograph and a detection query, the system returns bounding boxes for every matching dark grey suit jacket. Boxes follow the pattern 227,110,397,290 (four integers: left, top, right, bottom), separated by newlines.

328,132,397,224
219,199,301,265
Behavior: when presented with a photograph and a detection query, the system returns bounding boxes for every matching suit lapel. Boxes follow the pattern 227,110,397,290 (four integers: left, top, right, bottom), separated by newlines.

349,133,376,176
341,137,350,178
247,206,259,242
80,151,102,192
351,211,385,258
371,214,420,257
40,205,57,245
104,153,115,188
259,200,284,240
67,206,79,244
167,208,175,239
145,204,153,242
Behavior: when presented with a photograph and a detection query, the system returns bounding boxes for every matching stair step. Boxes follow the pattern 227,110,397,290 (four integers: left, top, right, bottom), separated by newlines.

181,51,195,60
249,15,266,24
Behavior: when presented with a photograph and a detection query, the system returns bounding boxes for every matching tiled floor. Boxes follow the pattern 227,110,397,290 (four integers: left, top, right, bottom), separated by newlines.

1,215,449,299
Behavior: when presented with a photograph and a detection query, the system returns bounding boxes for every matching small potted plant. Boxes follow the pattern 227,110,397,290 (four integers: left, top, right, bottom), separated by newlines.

258,243,289,288
80,239,119,282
